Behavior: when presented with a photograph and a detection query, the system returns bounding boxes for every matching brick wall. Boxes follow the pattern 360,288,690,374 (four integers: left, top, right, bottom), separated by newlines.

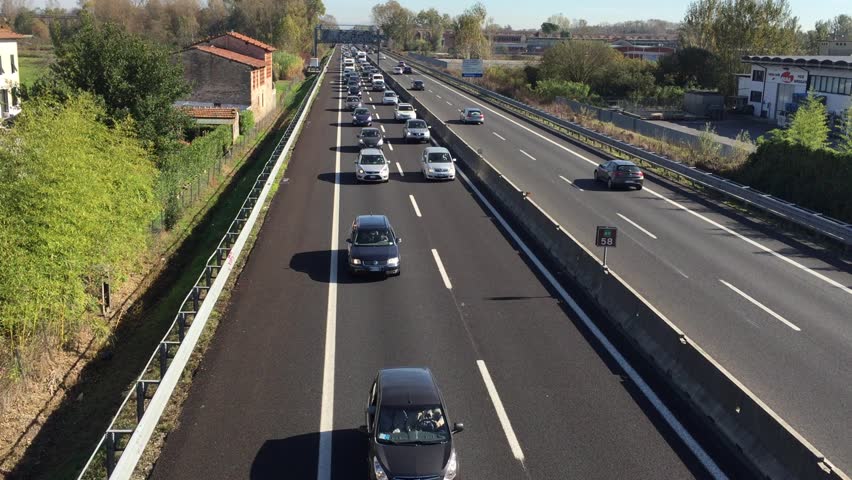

181,49,252,107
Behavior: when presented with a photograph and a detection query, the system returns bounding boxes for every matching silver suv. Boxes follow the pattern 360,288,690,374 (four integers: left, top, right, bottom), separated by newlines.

403,119,431,143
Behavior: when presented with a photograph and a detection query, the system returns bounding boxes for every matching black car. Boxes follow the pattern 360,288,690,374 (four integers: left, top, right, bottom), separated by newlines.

362,368,462,479
348,85,362,97
403,66,413,74
346,215,401,275
411,80,425,90
594,159,644,190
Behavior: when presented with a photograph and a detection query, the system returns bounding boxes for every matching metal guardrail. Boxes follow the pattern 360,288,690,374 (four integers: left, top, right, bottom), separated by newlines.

76,56,330,480
393,52,852,247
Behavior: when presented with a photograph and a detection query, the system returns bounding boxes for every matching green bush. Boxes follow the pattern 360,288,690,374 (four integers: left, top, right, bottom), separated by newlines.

239,110,255,135
158,124,234,228
273,51,304,81
733,139,852,224
534,78,593,103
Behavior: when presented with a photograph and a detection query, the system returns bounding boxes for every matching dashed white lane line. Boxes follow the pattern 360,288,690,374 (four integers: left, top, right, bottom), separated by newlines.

374,113,380,119
395,162,404,176
719,280,801,332
642,187,852,297
454,168,725,478
519,149,536,161
446,100,453,106
387,141,394,151
409,195,422,217
617,213,658,240
428,89,434,93
492,131,506,141
434,74,851,299
436,94,442,99
558,175,584,191
380,125,386,132
371,104,376,110
476,360,525,463
431,249,452,289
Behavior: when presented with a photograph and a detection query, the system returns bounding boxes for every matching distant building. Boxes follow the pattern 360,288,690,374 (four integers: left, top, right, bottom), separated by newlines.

0,27,28,119
738,55,852,125
610,39,675,62
819,35,852,56
182,107,240,142
176,31,277,124
571,34,680,49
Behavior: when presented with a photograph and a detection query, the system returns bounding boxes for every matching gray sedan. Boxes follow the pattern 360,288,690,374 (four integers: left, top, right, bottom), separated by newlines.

358,127,384,148
403,119,431,143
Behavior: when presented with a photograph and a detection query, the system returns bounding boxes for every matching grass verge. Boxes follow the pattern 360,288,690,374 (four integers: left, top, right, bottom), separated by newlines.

0,77,314,480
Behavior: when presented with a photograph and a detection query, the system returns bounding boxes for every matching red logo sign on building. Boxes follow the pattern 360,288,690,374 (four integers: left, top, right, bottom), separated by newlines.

780,71,795,83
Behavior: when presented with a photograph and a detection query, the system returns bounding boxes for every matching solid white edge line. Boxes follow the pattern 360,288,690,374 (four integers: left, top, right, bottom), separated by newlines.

317,60,342,480
643,187,852,297
455,168,726,479
719,280,801,332
519,149,536,161
617,213,658,240
476,360,525,463
558,175,584,191
409,194,422,217
431,248,452,289
493,131,506,141
432,71,852,298
395,162,404,176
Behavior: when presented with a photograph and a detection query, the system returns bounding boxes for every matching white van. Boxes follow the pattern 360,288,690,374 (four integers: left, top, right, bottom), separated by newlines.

344,65,356,75
343,58,355,67
357,51,367,61
372,73,384,83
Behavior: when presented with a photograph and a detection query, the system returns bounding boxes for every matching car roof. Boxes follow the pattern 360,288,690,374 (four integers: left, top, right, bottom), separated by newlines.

611,160,637,166
361,127,380,133
424,146,450,154
379,368,441,406
359,148,383,156
355,214,389,229
397,103,412,107
406,118,426,124
464,107,481,112
384,91,396,95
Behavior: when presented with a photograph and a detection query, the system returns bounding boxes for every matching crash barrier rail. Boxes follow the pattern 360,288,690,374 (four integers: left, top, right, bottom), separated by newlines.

377,57,850,480
393,52,852,248
76,55,330,480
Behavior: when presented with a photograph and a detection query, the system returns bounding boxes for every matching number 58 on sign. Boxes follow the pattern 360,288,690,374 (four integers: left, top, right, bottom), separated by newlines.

595,226,617,247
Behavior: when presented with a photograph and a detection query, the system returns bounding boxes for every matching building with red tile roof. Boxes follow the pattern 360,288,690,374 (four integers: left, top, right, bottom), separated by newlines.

182,107,240,141
0,27,30,118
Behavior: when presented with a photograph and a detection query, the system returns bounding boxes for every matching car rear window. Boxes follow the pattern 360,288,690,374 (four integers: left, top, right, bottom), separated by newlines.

617,165,640,172
468,109,482,115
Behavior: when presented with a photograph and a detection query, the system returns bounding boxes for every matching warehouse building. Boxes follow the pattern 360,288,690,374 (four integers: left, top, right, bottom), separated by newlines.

738,55,852,127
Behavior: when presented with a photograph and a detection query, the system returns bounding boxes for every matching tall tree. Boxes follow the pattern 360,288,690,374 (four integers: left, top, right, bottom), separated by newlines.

371,0,415,48
452,2,488,59
541,22,558,35
539,40,619,86
545,13,572,32
416,8,447,51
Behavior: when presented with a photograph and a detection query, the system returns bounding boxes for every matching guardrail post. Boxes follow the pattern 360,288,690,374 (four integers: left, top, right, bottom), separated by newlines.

177,312,186,341
159,343,168,380
205,265,213,286
105,431,117,477
192,286,200,312
135,381,145,422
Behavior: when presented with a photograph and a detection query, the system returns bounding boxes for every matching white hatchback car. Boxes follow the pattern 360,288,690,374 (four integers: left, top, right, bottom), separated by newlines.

382,91,399,105
420,147,456,180
394,103,417,121
355,148,390,183
392,66,403,74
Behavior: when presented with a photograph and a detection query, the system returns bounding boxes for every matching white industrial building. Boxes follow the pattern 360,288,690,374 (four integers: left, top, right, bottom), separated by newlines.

0,27,28,119
738,55,852,127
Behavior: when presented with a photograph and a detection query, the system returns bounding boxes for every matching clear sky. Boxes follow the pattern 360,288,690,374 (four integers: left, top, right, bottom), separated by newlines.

32,0,849,31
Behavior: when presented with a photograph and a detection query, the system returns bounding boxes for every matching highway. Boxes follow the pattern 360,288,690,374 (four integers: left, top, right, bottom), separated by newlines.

150,49,725,479
375,53,852,471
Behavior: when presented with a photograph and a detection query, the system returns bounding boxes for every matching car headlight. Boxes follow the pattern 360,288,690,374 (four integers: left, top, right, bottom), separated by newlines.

373,457,389,480
428,167,434,173
444,449,457,480
358,168,365,174
381,166,389,174
351,258,361,265
387,257,399,266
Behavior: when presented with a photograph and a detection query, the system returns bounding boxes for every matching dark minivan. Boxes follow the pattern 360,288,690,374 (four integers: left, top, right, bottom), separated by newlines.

347,215,401,275
361,368,463,480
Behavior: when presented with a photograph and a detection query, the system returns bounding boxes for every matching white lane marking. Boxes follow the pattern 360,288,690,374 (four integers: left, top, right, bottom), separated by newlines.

436,94,442,99
719,280,801,332
317,60,342,480
435,82,597,166
558,175,584,191
476,360,525,463
446,100,453,106
409,195,422,217
387,141,394,151
374,113,380,119
428,89,434,93
371,104,376,110
519,149,536,161
643,187,852,297
455,168,726,479
380,125,386,133
492,131,506,141
431,249,452,289
395,162,404,176
617,213,658,240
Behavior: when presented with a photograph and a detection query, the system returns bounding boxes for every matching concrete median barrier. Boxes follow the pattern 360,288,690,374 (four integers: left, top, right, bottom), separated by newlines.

379,63,847,480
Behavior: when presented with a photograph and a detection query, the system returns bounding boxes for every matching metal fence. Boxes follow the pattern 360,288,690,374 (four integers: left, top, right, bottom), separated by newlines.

399,52,852,247
76,56,329,480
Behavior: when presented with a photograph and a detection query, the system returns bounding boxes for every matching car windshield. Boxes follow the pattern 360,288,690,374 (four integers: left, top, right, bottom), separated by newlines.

398,105,413,111
354,227,394,246
385,92,396,97
376,405,451,445
362,130,379,138
408,120,427,128
427,152,452,163
354,109,369,115
617,165,640,172
359,154,386,165
347,97,360,102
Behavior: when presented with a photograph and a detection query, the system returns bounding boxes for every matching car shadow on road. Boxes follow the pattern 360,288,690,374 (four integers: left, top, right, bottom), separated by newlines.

289,250,391,284
572,178,627,192
317,172,362,185
251,429,367,480
328,145,361,154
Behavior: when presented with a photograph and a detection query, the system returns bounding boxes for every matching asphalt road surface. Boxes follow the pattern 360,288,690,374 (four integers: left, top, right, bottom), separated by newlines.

377,52,852,473
150,50,725,480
